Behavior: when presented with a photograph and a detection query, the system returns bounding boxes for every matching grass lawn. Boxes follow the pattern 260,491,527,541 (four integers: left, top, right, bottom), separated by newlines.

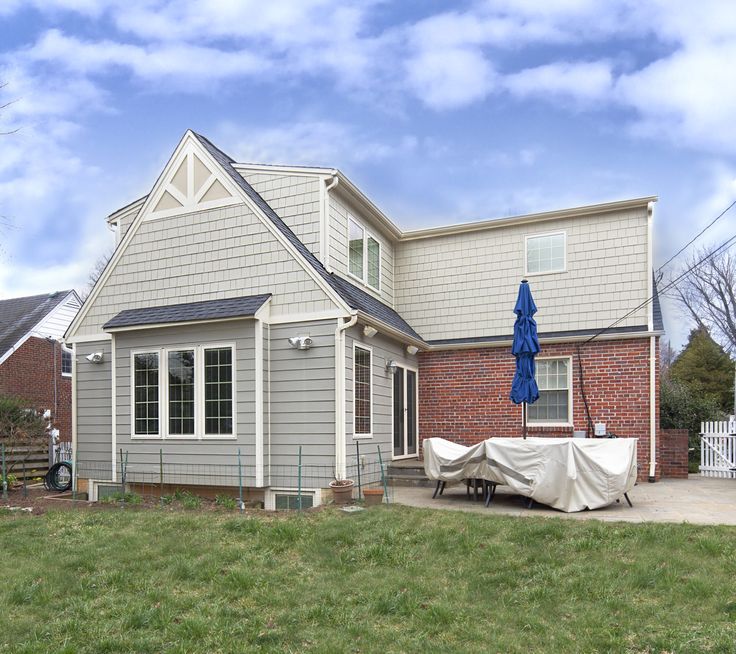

1,505,735,653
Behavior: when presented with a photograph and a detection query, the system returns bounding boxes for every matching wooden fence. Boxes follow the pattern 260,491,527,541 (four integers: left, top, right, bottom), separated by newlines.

2,443,50,482
700,420,736,478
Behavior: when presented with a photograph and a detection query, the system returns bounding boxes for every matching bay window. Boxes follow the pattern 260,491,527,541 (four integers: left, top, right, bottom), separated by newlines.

132,344,235,439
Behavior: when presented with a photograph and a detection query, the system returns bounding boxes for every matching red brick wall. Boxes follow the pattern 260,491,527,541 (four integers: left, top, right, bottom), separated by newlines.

659,429,689,478
0,336,72,442
418,337,661,481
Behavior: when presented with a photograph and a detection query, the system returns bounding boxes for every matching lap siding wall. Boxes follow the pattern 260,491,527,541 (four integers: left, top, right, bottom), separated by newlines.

418,337,661,481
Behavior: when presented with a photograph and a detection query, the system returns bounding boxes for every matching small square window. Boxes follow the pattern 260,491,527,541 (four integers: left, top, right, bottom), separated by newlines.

526,233,566,274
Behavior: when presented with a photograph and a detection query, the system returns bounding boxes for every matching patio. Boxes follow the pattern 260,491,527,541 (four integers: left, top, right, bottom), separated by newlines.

392,476,736,525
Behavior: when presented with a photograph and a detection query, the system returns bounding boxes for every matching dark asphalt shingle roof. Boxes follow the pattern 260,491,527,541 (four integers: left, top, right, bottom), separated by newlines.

193,132,425,343
103,294,271,330
0,291,73,360
652,274,664,332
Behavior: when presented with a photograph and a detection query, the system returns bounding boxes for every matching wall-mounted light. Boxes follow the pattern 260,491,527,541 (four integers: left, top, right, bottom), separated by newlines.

406,345,419,355
363,325,378,338
288,336,313,350
86,352,104,364
385,360,397,375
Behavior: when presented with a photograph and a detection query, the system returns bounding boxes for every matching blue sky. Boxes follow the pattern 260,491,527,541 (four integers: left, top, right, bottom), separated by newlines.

1,1,736,348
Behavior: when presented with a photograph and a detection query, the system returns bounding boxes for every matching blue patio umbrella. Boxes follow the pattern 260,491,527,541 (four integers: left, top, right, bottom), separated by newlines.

510,280,540,439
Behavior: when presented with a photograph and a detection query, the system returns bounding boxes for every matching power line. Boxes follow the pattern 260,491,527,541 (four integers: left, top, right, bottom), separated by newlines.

585,230,736,344
655,199,736,274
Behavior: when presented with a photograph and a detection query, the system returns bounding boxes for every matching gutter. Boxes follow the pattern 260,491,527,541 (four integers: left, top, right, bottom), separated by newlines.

649,335,657,482
356,312,427,351
335,312,358,479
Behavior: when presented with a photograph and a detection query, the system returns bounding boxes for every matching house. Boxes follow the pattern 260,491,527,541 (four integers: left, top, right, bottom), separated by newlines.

0,290,82,442
65,130,664,506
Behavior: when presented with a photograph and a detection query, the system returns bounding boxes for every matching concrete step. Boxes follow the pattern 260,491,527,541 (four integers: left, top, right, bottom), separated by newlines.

387,461,432,487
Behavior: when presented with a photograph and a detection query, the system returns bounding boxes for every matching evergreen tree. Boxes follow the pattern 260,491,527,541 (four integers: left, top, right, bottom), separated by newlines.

670,326,735,413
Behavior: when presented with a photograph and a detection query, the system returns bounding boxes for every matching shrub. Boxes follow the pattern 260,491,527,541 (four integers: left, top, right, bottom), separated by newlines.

215,494,238,510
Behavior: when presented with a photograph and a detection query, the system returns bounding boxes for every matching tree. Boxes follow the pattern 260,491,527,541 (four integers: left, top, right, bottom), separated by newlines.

81,248,114,301
670,326,735,413
0,395,48,478
674,248,736,353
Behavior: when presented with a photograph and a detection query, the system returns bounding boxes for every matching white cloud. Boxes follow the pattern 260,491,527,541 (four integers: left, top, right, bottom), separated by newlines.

405,47,495,110
505,61,613,103
219,120,418,167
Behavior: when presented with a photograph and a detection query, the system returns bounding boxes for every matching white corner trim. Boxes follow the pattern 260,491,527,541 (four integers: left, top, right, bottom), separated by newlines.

255,318,264,487
111,335,117,481
647,201,655,332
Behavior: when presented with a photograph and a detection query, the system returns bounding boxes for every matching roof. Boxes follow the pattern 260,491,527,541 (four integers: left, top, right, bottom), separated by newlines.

0,290,74,360
652,275,664,332
193,132,425,343
103,294,271,330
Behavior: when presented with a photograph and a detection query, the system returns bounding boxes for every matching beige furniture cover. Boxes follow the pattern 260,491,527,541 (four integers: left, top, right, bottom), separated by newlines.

423,437,637,512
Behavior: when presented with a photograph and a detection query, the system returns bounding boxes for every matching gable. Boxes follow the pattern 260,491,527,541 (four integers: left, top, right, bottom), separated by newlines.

73,200,339,337
147,141,240,220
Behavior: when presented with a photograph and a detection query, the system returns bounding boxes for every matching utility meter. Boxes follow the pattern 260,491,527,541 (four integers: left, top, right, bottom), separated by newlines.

594,423,607,437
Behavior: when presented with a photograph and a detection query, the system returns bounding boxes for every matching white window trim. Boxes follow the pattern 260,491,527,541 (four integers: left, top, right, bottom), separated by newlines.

346,214,381,291
524,230,567,277
61,345,73,377
265,487,322,511
526,355,573,428
352,341,374,439
130,343,237,441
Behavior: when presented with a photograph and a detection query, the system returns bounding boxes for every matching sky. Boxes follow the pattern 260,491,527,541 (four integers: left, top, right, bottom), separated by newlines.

1,1,736,349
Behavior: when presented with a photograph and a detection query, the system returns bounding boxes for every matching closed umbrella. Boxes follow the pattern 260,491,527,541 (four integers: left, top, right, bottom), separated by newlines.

510,280,540,439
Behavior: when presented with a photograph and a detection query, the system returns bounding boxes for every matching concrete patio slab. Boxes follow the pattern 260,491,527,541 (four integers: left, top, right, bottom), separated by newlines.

392,476,736,525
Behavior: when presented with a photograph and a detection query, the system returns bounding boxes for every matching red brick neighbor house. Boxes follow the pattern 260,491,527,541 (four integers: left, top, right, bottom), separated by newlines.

0,290,81,443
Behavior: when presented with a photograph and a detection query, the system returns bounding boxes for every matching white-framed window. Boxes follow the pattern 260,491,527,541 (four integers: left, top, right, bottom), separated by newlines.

353,343,373,437
528,357,572,425
131,343,235,439
525,231,566,275
347,215,381,291
61,346,73,377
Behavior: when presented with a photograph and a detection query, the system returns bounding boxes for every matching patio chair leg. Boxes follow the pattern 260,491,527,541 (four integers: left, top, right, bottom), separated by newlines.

484,482,497,507
624,492,633,508
440,481,446,496
526,497,534,509
475,479,482,501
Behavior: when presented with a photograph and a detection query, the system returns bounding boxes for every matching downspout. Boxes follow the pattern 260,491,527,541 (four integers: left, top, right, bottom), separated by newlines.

649,335,657,482
334,312,358,479
323,174,339,273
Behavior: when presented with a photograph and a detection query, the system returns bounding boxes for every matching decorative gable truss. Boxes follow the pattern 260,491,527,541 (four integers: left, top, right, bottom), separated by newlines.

147,141,240,220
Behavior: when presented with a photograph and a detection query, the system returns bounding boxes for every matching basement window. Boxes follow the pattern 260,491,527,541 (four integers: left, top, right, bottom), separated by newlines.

275,493,315,510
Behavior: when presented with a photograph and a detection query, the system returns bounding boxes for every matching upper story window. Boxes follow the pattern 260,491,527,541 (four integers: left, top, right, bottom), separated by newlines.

525,231,566,275
348,216,381,291
61,346,73,376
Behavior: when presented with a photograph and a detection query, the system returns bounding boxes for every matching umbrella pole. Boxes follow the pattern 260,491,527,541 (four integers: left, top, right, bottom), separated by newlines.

523,402,527,440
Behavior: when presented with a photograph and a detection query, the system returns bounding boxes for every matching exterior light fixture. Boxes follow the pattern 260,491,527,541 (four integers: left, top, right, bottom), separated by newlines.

363,325,378,338
86,352,104,364
406,345,419,355
288,336,313,350
385,360,398,375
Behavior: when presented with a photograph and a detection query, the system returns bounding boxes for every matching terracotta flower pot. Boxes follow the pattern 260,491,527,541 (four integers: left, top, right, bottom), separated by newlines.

329,479,355,505
363,487,384,507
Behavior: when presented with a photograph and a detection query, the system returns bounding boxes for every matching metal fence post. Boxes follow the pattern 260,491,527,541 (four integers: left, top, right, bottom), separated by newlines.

1,444,7,501
159,448,164,506
355,440,362,500
237,448,244,512
377,445,388,504
297,445,303,511
120,449,128,509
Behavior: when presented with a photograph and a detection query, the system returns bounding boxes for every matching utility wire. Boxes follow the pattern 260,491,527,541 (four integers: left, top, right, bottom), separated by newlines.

585,230,736,345
655,199,736,274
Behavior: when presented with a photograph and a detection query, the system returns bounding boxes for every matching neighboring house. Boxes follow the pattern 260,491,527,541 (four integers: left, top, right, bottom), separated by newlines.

65,130,664,506
0,290,82,442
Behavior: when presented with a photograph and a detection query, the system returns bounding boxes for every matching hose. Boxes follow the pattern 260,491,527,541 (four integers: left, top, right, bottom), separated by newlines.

44,462,72,492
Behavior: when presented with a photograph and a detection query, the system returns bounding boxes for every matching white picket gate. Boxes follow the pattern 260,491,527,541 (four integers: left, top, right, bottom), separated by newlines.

700,420,736,478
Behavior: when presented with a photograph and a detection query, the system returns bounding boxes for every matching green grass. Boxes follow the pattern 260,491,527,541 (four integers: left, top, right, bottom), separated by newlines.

1,507,735,653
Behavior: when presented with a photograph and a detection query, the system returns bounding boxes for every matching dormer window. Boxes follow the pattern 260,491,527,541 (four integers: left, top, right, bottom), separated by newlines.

348,216,381,291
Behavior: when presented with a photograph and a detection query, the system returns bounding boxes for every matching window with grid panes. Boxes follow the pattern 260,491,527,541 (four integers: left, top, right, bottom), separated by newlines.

204,347,233,435
168,350,195,435
528,358,570,424
134,352,159,435
354,345,372,435
526,232,565,274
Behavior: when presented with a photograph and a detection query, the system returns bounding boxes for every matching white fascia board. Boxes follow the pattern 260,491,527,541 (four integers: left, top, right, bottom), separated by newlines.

331,175,403,241
104,315,258,333
401,196,659,242
233,163,336,177
0,333,32,367
64,333,113,345
106,196,147,225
